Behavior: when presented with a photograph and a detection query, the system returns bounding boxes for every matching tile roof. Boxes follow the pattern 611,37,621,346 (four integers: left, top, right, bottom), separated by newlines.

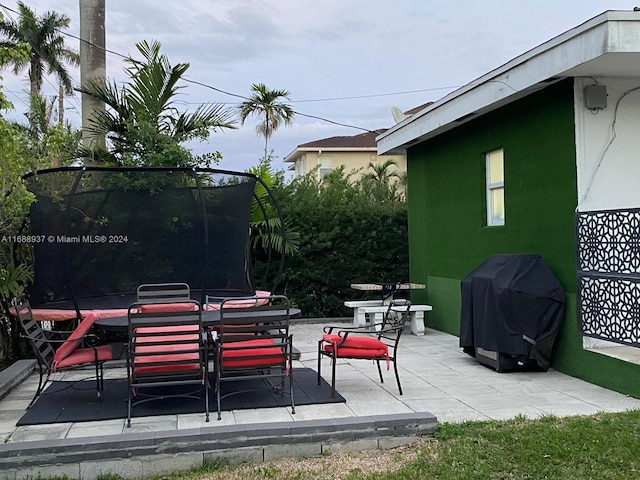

404,102,434,115
297,129,387,149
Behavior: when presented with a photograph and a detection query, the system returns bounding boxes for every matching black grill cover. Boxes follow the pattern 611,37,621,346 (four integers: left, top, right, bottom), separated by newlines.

459,254,565,370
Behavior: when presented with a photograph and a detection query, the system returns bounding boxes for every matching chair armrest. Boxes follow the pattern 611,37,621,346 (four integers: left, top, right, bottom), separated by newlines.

336,323,401,337
20,333,69,345
20,331,101,342
323,324,372,334
336,328,373,338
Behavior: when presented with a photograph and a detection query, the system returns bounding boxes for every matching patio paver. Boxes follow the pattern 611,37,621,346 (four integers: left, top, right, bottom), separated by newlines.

1,321,639,478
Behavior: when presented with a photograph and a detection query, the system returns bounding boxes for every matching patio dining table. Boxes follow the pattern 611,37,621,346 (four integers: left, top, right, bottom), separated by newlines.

94,307,302,332
350,282,426,304
347,282,429,335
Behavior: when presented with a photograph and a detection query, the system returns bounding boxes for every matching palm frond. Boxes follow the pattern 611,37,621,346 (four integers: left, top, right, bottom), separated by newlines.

238,83,294,158
75,40,234,167
0,1,78,95
171,103,236,141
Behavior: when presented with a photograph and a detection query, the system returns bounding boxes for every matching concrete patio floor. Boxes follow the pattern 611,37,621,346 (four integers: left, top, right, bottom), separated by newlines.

1,320,640,478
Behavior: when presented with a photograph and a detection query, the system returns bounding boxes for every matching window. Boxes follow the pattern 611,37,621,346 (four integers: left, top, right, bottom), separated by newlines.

486,149,505,226
318,156,333,180
295,155,306,177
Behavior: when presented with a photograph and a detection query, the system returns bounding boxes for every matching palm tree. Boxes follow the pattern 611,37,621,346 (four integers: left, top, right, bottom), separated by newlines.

77,40,236,167
362,159,401,185
0,1,79,96
360,159,404,202
247,159,300,292
238,83,294,162
248,159,300,255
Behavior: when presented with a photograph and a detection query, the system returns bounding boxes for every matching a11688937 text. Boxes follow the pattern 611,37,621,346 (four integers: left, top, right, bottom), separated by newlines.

1,235,129,244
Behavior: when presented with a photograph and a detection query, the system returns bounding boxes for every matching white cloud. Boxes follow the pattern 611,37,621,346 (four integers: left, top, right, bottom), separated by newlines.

1,0,636,173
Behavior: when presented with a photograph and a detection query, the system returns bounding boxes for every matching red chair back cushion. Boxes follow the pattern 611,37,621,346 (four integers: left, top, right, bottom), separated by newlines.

137,303,199,313
222,338,283,368
134,325,200,343
133,343,201,374
52,312,99,366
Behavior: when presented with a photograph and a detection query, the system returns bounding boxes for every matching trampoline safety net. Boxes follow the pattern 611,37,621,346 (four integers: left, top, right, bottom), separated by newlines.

23,167,258,308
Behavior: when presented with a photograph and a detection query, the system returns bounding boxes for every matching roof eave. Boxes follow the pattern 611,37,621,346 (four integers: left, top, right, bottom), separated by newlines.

284,146,379,163
378,10,640,155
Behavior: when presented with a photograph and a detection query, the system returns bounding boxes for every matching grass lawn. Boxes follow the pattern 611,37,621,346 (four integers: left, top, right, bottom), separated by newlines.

196,410,640,480
52,410,640,480
411,411,640,479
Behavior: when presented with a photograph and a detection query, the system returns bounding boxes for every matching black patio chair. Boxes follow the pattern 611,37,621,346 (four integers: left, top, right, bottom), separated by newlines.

126,298,208,426
318,301,411,396
213,294,294,420
12,294,115,407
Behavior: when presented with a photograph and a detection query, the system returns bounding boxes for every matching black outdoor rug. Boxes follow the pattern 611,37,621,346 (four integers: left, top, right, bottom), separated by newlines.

17,368,345,426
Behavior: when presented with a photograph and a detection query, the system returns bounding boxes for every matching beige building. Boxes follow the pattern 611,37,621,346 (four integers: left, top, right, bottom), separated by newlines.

283,129,406,181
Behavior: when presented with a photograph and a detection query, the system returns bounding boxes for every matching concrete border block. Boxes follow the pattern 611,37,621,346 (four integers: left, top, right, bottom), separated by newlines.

14,463,80,480
204,446,264,465
81,457,144,479
378,435,420,449
141,452,204,477
264,442,321,461
322,437,379,454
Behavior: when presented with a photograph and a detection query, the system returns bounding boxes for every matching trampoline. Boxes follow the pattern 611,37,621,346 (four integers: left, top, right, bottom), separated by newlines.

18,166,286,320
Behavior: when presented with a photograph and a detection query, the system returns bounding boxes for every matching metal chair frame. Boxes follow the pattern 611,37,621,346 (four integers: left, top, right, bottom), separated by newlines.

126,297,209,426
136,282,191,304
213,294,294,420
11,294,111,407
318,301,411,396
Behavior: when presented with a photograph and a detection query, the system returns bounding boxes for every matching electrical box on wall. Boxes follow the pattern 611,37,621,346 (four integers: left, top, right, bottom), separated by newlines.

584,85,607,109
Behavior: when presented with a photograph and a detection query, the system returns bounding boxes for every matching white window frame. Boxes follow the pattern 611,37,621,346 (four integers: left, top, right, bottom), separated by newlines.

486,149,505,226
318,156,333,180
295,155,306,177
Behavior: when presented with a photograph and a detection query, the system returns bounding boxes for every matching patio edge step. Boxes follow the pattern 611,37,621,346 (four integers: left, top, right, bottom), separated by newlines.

0,412,438,477
0,359,35,401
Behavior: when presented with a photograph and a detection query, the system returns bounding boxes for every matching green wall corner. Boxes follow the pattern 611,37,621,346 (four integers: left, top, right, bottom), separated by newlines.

406,79,640,398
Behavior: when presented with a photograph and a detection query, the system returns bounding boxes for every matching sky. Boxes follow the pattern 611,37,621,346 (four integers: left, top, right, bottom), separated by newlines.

0,0,637,174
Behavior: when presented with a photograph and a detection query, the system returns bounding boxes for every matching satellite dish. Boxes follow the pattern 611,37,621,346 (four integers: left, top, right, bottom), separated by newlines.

391,106,409,123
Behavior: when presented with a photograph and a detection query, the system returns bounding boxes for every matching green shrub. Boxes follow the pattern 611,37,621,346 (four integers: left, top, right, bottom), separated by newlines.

259,167,408,318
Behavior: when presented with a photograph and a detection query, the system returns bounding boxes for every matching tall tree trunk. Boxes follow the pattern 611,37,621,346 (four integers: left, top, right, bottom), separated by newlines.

58,85,64,125
263,111,269,162
79,0,107,158
29,59,39,97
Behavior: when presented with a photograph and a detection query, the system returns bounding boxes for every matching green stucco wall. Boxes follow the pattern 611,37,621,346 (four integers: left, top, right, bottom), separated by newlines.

407,79,640,397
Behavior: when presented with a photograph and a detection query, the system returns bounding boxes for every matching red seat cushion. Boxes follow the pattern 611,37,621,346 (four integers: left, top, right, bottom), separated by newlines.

322,334,389,367
52,312,100,366
322,333,387,351
221,338,284,368
53,344,113,369
324,345,388,358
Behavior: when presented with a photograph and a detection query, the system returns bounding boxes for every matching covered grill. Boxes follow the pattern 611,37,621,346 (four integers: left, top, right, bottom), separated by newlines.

460,254,565,371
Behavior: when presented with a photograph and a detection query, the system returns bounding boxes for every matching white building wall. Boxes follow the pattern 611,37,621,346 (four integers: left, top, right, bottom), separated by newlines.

575,77,640,212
